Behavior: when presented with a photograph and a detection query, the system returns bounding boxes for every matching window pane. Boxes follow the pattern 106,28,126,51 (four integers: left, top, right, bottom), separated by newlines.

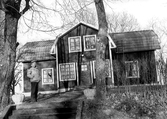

60,63,75,81
84,35,96,50
125,61,139,78
71,38,74,42
69,37,81,52
42,68,54,85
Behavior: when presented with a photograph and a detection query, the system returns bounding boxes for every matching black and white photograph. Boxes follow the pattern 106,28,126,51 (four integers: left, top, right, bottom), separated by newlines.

0,0,166,119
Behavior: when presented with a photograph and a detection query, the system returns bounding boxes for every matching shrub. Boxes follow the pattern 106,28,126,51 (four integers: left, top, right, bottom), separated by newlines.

114,98,156,118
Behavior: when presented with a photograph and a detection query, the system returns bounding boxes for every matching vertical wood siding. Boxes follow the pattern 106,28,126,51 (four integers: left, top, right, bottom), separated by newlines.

112,50,157,86
23,60,57,92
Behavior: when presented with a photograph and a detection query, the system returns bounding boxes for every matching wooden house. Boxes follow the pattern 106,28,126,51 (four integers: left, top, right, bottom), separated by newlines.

110,31,160,85
18,40,57,94
18,22,160,94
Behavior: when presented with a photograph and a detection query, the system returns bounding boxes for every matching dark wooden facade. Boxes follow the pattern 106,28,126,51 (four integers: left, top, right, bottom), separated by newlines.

56,23,111,89
110,30,160,86
19,22,160,93
23,60,57,92
112,50,157,85
19,40,57,93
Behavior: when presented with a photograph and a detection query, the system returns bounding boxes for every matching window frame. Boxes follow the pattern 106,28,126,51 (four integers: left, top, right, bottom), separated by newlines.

42,68,54,85
83,34,96,51
81,64,88,71
125,60,140,79
68,36,82,53
59,62,76,81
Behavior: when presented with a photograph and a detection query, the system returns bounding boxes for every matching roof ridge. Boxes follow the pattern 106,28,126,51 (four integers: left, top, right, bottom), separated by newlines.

25,39,55,44
109,30,154,34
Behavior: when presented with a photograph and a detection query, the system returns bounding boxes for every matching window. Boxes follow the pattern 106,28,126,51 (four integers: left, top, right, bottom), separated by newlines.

83,35,96,51
68,36,81,53
125,61,139,78
81,64,87,71
59,63,76,81
42,68,54,85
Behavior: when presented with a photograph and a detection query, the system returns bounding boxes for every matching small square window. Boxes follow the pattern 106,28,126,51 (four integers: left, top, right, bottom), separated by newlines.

68,36,82,53
81,65,87,71
125,61,139,78
83,35,96,51
42,68,54,85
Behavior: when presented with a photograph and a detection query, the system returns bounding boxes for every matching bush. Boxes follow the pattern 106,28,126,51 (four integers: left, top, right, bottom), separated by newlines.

114,98,156,118
82,100,108,119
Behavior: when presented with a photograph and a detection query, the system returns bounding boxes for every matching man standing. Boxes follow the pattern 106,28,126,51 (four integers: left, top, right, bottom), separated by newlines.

27,60,40,102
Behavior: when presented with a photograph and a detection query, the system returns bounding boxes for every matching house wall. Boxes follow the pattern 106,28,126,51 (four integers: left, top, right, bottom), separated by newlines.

23,60,57,92
57,24,111,88
57,24,98,63
112,50,157,85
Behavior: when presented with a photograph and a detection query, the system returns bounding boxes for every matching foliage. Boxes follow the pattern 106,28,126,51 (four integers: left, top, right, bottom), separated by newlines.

106,86,167,119
82,100,109,119
114,97,156,118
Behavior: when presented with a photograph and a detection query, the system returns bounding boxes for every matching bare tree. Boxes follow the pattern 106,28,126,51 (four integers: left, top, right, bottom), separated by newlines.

12,45,35,95
0,0,31,110
0,0,94,110
147,20,167,85
94,0,108,100
11,62,23,95
0,0,113,110
107,12,141,33
55,0,97,31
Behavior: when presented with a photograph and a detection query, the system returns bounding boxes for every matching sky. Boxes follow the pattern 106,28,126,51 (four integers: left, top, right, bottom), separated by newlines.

17,0,167,45
106,0,167,27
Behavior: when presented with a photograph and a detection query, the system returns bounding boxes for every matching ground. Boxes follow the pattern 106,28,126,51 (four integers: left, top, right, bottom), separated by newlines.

81,86,167,119
1,86,167,119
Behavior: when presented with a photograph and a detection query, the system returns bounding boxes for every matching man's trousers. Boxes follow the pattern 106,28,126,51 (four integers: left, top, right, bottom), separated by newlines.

31,82,38,102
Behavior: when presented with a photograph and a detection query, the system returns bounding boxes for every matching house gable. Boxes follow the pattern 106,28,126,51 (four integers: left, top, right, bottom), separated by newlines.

57,23,99,63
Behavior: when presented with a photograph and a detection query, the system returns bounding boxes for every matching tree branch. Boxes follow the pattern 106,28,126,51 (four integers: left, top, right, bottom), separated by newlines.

20,0,30,17
0,0,8,12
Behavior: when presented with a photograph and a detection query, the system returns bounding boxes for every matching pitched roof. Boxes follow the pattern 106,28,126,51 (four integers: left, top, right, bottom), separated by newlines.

59,21,98,39
18,40,56,62
53,22,98,46
110,30,160,53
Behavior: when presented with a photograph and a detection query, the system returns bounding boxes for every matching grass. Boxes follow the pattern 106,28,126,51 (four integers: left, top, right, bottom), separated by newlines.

82,85,167,119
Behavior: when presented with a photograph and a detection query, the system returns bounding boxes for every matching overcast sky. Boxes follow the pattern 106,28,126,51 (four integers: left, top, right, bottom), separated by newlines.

17,0,167,45
106,0,167,27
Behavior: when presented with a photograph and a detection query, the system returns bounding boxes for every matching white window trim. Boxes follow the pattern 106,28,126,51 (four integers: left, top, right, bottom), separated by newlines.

107,34,116,49
68,36,82,53
83,34,96,51
93,60,96,78
50,45,56,54
59,62,76,81
42,68,54,85
125,61,140,79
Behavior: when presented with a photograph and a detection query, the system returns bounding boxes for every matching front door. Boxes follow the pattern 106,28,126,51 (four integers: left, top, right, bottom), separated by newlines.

80,62,93,86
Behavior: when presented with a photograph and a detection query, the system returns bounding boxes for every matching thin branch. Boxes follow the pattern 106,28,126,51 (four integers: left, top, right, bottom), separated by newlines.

20,0,30,17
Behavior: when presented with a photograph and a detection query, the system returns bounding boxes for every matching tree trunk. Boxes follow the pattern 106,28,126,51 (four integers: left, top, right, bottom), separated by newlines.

94,0,108,100
0,0,30,110
0,11,18,111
